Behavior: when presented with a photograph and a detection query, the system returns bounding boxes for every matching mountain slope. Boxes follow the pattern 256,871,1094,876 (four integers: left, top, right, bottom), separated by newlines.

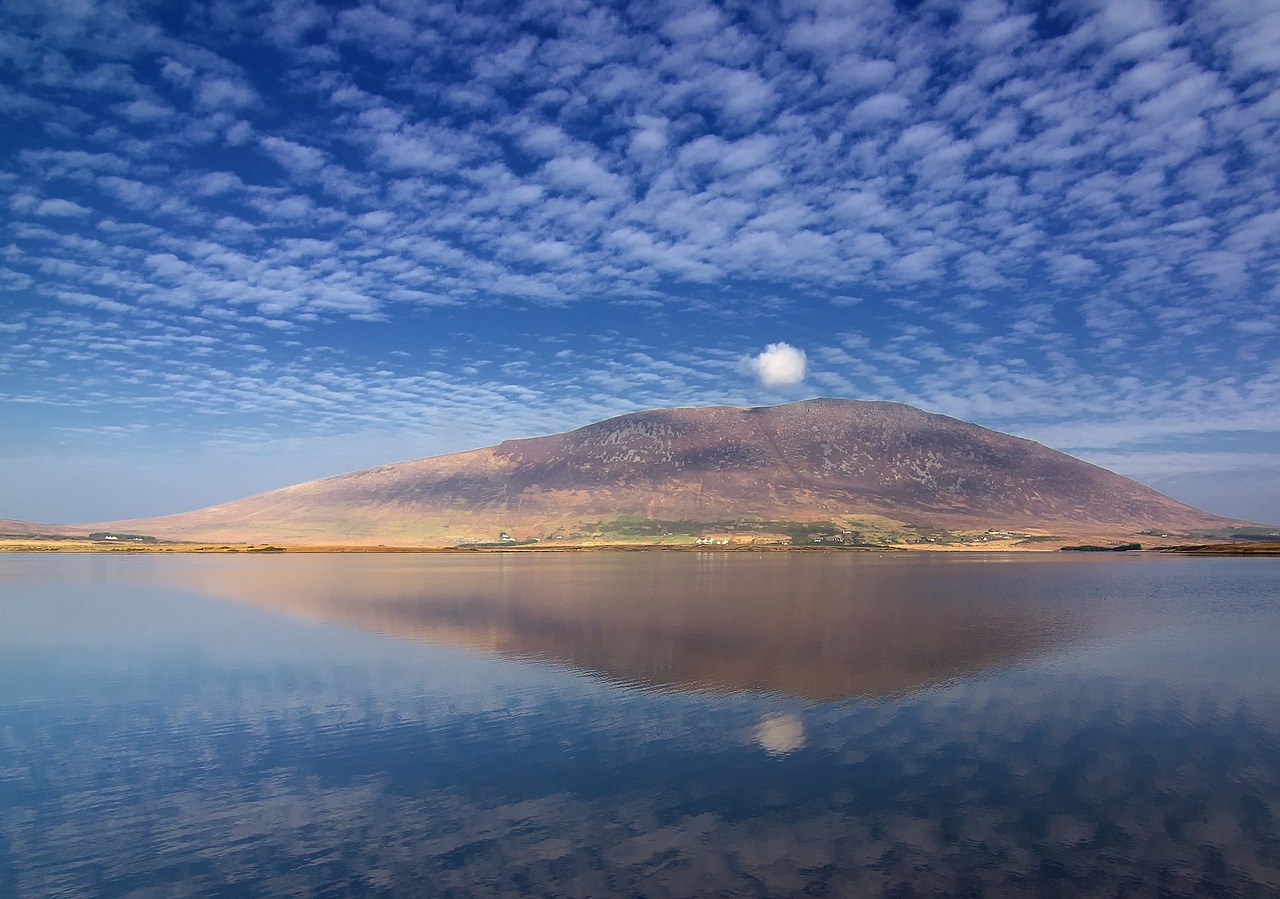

0,518,80,537
88,398,1243,545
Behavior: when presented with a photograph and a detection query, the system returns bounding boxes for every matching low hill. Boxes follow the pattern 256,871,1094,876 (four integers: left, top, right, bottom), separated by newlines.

0,518,80,537
78,398,1248,547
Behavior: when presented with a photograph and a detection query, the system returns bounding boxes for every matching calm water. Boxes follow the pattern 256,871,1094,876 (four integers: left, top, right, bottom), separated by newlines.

2,552,1279,897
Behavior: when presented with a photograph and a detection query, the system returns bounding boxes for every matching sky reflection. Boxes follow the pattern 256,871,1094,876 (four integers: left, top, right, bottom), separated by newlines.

1,554,1279,896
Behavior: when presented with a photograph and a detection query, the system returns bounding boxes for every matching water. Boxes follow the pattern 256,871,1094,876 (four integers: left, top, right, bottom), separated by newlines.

1,552,1279,897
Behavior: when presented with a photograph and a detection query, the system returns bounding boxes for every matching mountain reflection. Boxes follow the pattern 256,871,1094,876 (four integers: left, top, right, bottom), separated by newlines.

177,553,1098,701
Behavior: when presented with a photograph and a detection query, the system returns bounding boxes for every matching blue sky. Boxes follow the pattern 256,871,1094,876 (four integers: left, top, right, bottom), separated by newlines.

1,0,1278,524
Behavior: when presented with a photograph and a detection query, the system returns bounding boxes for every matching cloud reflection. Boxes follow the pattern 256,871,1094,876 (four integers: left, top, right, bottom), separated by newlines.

754,713,806,756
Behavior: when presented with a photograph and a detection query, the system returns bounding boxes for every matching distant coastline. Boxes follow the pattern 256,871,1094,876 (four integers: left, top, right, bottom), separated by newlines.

1160,542,1280,556
3,535,1278,556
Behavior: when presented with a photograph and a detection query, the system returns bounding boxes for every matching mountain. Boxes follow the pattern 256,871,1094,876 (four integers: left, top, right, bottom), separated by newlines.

83,398,1245,546
0,518,80,537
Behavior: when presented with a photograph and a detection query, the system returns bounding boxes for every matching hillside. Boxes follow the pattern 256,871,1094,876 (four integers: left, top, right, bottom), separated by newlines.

0,518,80,538
79,398,1246,547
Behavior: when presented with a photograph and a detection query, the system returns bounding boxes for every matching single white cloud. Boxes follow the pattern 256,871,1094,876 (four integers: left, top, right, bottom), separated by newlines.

750,342,808,388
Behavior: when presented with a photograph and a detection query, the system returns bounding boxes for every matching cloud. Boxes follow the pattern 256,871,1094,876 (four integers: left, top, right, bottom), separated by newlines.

114,98,174,123
749,343,807,388
259,137,326,177
6,0,1278,326
34,198,92,217
542,156,625,198
194,77,257,111
194,171,244,196
849,91,909,123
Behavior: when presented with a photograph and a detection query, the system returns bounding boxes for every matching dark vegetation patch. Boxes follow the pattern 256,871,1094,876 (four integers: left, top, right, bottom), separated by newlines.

1188,527,1280,541
1163,542,1280,556
1226,530,1280,542
1060,543,1141,552
598,517,866,545
88,532,158,543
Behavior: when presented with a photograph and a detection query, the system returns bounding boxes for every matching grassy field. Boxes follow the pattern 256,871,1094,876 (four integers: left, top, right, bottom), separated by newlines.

1161,542,1280,556
2,534,1239,554
5,516,1264,554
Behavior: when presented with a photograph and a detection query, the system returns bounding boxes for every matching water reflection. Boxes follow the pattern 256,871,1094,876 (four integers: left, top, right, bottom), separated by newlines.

168,552,1101,700
2,554,1278,897
754,712,806,755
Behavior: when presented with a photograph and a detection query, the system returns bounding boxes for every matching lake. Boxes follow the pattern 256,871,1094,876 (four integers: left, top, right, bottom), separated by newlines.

2,551,1279,896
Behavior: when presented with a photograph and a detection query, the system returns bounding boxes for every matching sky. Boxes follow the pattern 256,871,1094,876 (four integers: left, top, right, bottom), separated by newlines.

1,0,1278,525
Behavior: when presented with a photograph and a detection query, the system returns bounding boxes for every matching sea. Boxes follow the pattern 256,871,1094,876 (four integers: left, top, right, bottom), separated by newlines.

2,551,1279,897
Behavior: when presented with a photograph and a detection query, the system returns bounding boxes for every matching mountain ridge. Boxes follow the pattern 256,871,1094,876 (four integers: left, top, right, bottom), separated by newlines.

72,398,1248,547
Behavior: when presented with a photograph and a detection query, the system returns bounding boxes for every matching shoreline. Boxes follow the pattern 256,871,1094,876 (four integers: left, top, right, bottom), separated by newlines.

3,537,1277,556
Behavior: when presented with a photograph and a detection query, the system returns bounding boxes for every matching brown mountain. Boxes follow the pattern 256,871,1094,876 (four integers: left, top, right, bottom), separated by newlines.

87,398,1244,546
0,518,80,537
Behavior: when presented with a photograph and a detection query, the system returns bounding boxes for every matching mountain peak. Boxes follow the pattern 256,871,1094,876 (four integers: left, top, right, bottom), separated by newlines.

90,399,1244,546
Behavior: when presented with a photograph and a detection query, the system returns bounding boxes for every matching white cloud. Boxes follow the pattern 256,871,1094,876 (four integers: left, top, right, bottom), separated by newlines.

7,0,1277,325
260,136,326,176
194,171,243,195
542,156,624,198
749,342,808,388
114,98,173,123
34,198,92,217
629,115,667,157
194,77,257,111
849,91,909,123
